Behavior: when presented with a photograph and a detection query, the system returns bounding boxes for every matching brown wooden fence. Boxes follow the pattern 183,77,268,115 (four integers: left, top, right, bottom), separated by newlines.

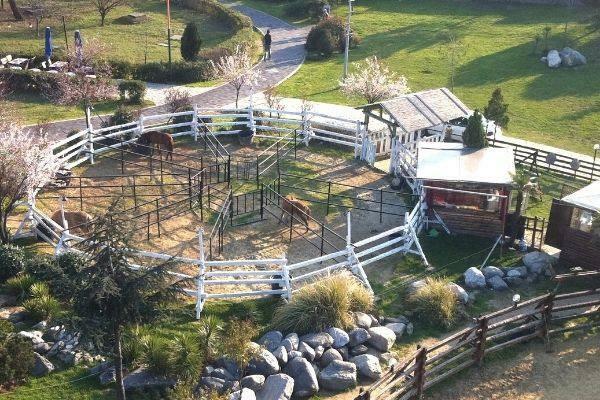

356,283,600,400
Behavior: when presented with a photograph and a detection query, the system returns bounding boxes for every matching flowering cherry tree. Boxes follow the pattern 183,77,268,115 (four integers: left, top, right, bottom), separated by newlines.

0,125,60,243
211,45,261,108
339,56,409,104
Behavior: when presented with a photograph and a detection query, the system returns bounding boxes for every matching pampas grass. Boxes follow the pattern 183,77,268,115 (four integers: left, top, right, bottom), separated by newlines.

407,277,459,329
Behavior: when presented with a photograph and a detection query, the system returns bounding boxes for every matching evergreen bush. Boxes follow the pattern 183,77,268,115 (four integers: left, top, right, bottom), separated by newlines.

181,22,203,61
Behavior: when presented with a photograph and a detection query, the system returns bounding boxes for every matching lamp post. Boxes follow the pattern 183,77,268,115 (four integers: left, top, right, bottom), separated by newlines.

592,143,600,182
166,0,172,67
343,0,354,78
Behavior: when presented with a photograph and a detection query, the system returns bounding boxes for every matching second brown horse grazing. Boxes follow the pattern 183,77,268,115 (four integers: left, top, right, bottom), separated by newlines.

50,210,94,235
279,195,311,231
137,131,174,160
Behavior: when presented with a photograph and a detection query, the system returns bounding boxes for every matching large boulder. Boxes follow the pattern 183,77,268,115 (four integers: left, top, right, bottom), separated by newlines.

99,368,116,385
318,360,357,392
212,367,236,381
559,47,586,67
299,333,334,349
505,276,525,287
464,267,486,289
350,344,369,356
215,357,242,379
487,275,509,291
320,348,343,367
447,283,469,304
257,331,283,352
348,328,371,347
523,251,555,275
247,344,280,376
547,50,562,68
123,367,175,392
298,342,316,362
284,356,319,398
353,312,372,329
241,375,266,392
384,323,406,339
327,327,349,349
367,327,396,352
272,346,288,366
230,388,256,400
482,266,504,280
351,354,382,380
407,280,427,295
506,266,528,279
281,333,299,352
256,373,294,400
31,352,55,377
18,330,45,345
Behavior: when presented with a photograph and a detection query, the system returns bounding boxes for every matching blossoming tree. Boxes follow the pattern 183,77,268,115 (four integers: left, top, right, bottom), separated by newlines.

339,56,410,104
211,45,261,108
0,125,60,243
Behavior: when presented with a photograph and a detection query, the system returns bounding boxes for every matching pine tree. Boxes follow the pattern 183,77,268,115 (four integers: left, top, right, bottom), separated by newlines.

181,22,202,61
462,110,488,149
484,88,510,130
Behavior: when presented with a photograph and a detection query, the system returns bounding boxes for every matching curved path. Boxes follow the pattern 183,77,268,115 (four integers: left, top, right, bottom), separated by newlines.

36,1,310,140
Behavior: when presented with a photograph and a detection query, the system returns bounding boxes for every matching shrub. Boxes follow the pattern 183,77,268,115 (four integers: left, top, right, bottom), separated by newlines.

199,47,231,63
285,0,328,19
0,244,27,283
118,80,147,104
109,60,135,79
4,274,37,301
133,61,212,84
462,110,488,149
25,253,87,302
179,0,253,31
484,88,509,130
122,329,147,368
306,17,360,56
0,320,13,337
272,272,374,334
218,319,259,375
22,294,61,321
169,334,202,381
181,22,203,62
143,336,172,376
407,277,459,329
105,104,140,127
233,116,253,136
306,25,336,57
0,333,35,388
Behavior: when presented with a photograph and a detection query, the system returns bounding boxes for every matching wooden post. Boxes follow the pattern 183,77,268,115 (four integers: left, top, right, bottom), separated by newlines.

196,228,206,319
192,104,199,141
326,181,332,216
79,177,83,210
188,168,193,210
541,292,555,353
474,316,488,366
414,346,428,399
354,120,361,158
532,216,538,250
85,107,95,165
282,259,292,300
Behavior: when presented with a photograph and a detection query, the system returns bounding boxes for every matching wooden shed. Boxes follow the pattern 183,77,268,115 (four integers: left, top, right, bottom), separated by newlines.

416,143,515,238
545,180,600,269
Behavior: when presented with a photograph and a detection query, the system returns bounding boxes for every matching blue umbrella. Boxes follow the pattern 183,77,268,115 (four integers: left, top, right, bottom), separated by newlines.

74,30,83,66
44,27,52,63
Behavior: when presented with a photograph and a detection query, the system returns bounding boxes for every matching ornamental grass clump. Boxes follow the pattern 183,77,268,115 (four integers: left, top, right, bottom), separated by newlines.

272,272,374,334
407,277,459,329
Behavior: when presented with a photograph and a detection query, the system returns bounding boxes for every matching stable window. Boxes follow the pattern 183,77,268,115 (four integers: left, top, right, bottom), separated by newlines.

570,208,595,233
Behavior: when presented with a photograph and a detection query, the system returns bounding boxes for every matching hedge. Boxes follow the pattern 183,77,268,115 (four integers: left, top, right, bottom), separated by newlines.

133,60,213,84
118,80,147,104
178,0,253,31
0,68,61,95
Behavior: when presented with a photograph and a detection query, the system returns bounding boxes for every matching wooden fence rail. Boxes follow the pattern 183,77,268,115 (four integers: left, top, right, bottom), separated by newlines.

356,287,600,400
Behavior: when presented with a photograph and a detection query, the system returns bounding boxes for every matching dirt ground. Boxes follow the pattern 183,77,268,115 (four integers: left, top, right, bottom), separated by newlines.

426,331,600,400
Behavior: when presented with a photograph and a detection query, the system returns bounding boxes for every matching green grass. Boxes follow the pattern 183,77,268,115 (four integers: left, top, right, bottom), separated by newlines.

1,0,238,64
271,0,600,155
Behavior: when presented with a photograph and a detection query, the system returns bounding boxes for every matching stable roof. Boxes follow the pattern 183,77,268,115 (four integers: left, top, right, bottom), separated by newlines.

416,142,515,185
562,180,600,213
358,88,470,133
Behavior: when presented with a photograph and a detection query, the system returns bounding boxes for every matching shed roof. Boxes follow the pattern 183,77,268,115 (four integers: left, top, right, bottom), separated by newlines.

358,88,471,133
562,180,600,213
416,142,515,185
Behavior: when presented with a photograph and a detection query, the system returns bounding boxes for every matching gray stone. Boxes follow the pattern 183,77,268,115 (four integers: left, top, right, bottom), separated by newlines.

318,360,357,392
407,279,427,295
17,330,44,345
0,294,17,307
338,346,350,361
523,251,554,274
99,368,116,385
299,332,334,349
283,333,299,351
247,343,280,376
507,266,528,278
368,314,380,327
384,316,409,325
314,345,324,360
320,348,343,367
89,361,112,375
487,275,509,291
384,323,406,339
57,350,76,366
379,352,398,366
33,342,52,354
256,373,294,400
505,276,525,287
31,352,54,377
272,346,288,366
288,350,303,360
327,327,350,348
241,375,265,392
200,376,226,393
447,282,469,304
348,328,371,347
464,267,486,289
229,388,256,400
350,344,369,356
298,342,316,362
123,367,175,391
224,381,241,393
215,357,241,379
547,50,561,68
4,308,27,323
367,327,396,352
482,266,504,279
351,354,382,380
354,312,372,329
559,47,586,67
406,323,414,336
31,321,48,331
257,331,283,352
284,356,319,397
211,367,236,381
281,338,296,353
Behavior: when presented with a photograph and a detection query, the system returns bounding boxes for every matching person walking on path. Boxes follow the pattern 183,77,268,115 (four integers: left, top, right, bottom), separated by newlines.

263,29,272,60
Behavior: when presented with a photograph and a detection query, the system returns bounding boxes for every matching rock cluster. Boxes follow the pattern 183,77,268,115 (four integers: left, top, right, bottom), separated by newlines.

197,312,414,399
542,47,586,68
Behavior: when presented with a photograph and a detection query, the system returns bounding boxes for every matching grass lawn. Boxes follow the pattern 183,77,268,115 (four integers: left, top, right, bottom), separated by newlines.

0,0,239,65
271,0,600,156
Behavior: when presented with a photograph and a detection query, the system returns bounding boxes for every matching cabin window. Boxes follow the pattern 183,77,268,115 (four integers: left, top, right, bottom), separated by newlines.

570,208,595,233
429,187,502,213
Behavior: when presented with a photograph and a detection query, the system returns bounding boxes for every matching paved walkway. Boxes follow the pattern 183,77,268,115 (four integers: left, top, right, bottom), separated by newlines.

35,1,310,141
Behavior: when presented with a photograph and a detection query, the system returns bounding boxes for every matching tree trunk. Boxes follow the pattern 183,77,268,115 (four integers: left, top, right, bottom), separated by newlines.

8,0,23,20
113,326,127,400
100,11,106,26
235,90,240,109
0,212,10,244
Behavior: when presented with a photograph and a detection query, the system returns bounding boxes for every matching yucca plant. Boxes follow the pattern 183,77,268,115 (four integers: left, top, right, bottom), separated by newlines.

271,272,374,334
198,315,223,362
4,274,37,301
143,336,172,376
169,334,202,382
22,294,61,322
407,277,459,329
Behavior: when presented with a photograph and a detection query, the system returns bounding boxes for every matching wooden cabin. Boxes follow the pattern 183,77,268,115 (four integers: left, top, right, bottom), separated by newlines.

416,143,515,238
545,180,600,269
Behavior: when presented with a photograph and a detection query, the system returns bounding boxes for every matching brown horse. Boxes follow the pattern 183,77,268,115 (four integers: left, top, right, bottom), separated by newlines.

279,195,311,231
50,210,94,235
137,131,174,161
